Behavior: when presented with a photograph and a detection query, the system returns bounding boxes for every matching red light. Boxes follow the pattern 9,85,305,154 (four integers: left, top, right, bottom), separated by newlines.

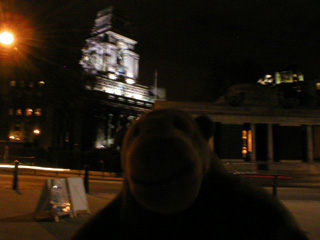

243,175,291,179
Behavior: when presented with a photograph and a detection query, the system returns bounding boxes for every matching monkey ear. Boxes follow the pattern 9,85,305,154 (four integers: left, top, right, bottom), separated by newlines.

195,115,214,142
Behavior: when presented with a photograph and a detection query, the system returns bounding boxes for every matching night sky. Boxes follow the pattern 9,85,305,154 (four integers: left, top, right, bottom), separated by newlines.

2,0,320,101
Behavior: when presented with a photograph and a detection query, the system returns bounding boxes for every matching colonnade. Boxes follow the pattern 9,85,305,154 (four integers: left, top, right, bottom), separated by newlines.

248,123,315,163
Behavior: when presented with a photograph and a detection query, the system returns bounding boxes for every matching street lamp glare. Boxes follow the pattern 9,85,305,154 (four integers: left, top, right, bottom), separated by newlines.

0,31,14,45
33,129,40,135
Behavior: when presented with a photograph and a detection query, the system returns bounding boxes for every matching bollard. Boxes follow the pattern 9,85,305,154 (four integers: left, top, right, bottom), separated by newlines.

12,160,19,190
84,164,89,193
100,160,105,178
272,175,278,197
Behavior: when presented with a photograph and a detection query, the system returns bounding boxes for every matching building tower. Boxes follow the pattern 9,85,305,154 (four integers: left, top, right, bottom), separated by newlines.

79,7,157,149
80,7,140,85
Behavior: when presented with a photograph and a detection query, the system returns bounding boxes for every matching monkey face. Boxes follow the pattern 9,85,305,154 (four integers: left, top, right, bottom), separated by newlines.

121,109,211,214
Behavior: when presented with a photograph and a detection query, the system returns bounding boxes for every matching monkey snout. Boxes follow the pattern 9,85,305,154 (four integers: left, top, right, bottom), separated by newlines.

127,136,198,185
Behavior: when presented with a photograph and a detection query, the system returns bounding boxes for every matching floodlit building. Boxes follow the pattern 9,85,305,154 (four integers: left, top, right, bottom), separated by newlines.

79,6,165,149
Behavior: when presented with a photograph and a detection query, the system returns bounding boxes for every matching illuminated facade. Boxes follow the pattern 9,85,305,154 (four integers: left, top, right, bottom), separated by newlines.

258,70,304,85
80,7,161,149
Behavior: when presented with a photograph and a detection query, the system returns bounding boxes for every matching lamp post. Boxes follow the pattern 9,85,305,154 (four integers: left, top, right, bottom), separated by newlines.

0,30,15,162
33,128,41,148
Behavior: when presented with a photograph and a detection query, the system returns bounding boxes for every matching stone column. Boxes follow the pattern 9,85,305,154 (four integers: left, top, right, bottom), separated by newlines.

307,125,314,163
106,113,114,147
267,124,274,163
250,123,256,163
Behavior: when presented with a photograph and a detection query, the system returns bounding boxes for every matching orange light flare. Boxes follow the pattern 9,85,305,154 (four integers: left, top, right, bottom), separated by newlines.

0,11,36,59
0,31,14,45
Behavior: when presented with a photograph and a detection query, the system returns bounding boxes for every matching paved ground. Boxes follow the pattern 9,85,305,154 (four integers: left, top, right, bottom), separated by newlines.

0,186,115,240
0,184,319,240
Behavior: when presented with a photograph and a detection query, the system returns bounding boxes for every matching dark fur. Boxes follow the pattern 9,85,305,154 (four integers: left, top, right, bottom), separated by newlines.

72,109,308,240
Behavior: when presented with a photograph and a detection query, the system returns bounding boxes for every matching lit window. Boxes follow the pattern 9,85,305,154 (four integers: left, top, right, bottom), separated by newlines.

34,108,42,116
10,80,16,87
247,130,252,152
242,130,247,139
242,130,252,158
108,73,117,80
16,109,22,115
298,74,304,81
125,78,135,84
316,83,320,90
38,81,45,86
26,108,33,116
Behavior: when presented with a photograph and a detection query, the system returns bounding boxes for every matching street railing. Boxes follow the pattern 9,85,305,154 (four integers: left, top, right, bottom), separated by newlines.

240,174,292,197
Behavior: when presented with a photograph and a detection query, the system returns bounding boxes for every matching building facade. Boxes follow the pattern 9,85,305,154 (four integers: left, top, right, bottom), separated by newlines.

154,80,320,174
0,65,47,161
79,6,164,149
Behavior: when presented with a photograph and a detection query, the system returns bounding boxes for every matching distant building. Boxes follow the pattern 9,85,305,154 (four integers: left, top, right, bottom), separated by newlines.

154,76,320,174
0,66,47,161
79,6,165,149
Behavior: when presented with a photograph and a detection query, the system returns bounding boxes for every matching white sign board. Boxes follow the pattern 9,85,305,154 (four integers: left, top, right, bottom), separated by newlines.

34,177,90,221
67,177,91,217
34,178,73,222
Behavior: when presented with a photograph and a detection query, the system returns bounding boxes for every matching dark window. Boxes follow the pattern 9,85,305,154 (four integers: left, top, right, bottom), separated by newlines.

215,124,242,159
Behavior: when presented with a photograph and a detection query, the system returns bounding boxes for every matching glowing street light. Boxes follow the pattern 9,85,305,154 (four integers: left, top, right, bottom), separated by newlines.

0,31,15,46
33,129,41,135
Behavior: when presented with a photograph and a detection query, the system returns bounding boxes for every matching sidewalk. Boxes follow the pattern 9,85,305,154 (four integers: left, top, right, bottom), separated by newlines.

0,186,115,240
0,186,319,240
282,200,319,240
